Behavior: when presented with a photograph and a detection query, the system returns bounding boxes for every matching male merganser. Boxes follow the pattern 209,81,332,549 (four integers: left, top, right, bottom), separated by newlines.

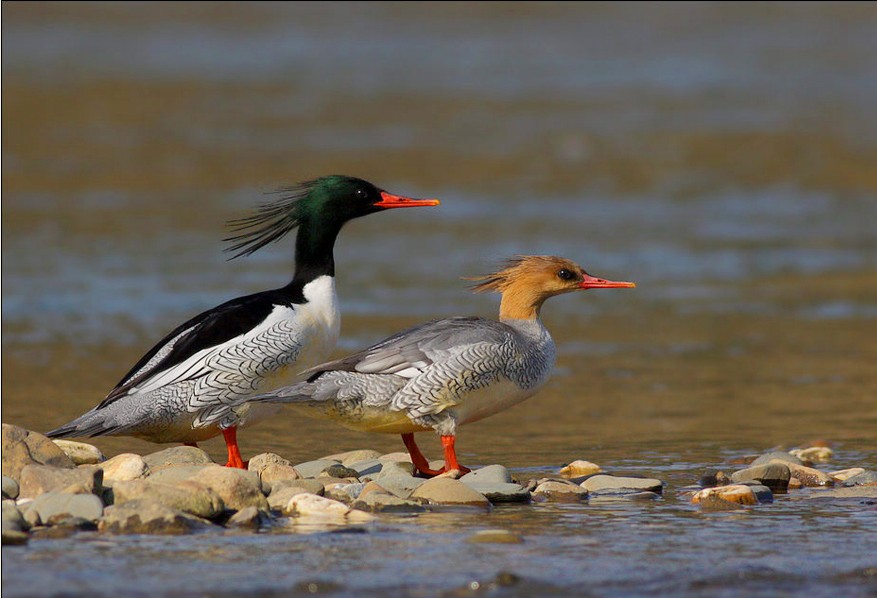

46,175,440,468
223,255,635,476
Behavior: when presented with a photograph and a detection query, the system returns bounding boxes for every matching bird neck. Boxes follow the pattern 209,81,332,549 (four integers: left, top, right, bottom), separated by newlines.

498,286,547,322
289,215,341,288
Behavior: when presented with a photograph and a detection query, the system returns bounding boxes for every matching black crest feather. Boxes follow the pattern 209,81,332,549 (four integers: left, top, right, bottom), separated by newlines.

223,181,315,260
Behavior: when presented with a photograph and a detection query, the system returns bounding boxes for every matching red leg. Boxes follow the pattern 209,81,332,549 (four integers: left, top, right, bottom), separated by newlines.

441,435,470,475
401,433,444,477
222,427,248,469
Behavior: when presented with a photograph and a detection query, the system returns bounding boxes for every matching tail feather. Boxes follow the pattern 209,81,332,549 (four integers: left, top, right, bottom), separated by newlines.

45,411,128,439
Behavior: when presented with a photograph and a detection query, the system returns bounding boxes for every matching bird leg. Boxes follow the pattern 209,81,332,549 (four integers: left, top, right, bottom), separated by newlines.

440,435,471,475
401,433,444,477
401,433,470,477
222,427,248,469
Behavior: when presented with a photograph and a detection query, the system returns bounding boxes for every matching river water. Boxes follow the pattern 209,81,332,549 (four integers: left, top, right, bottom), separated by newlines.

2,3,876,596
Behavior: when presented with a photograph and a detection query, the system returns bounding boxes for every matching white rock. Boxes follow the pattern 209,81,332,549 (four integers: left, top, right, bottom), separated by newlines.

98,453,149,483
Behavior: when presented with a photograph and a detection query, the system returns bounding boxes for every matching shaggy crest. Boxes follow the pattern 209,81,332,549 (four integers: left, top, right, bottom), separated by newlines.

466,255,580,293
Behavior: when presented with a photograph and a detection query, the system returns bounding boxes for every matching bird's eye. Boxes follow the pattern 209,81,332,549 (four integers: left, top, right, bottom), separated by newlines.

355,189,368,200
557,269,575,281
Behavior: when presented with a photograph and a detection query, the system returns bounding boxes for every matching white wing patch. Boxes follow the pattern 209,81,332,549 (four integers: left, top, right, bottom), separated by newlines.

122,324,198,386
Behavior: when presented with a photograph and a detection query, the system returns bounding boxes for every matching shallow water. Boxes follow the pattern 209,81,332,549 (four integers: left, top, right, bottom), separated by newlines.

2,3,877,596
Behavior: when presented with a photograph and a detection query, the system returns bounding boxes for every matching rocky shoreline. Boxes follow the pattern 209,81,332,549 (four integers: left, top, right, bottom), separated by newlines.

2,423,875,545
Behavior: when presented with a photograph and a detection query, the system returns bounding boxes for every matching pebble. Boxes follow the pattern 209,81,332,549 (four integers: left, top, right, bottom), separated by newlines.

460,465,513,485
841,470,877,487
142,446,214,472
370,461,416,480
51,439,105,465
698,469,731,488
99,499,215,535
268,486,312,511
22,492,104,525
320,464,360,479
692,485,759,506
2,424,75,480
98,453,149,484
111,479,225,519
345,459,383,477
321,449,383,465
17,464,102,499
227,506,273,529
532,480,589,501
282,492,375,522
292,459,341,479
378,452,413,463
323,482,365,504
696,495,746,511
789,446,833,464
464,483,531,504
559,460,602,477
373,475,426,499
467,529,524,544
2,476,20,499
3,500,29,532
148,465,268,511
830,468,865,482
730,463,791,493
410,477,491,507
352,490,426,513
783,462,834,487
247,452,293,471
751,451,802,467
256,464,302,494
580,474,663,495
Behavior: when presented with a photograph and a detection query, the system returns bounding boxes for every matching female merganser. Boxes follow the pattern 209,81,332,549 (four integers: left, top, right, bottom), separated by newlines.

225,255,635,476
46,175,440,468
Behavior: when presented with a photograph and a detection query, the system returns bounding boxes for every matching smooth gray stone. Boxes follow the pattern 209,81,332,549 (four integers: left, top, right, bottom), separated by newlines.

23,492,104,525
99,499,215,535
841,470,877,487
2,500,28,532
751,451,802,467
226,506,273,529
580,474,664,494
460,465,513,486
320,464,360,479
467,482,531,503
323,483,365,504
533,480,589,501
352,492,426,513
731,463,791,493
2,476,19,499
737,483,774,504
293,459,341,479
371,461,415,480
346,459,383,477
374,475,426,499
321,449,383,466
589,491,661,502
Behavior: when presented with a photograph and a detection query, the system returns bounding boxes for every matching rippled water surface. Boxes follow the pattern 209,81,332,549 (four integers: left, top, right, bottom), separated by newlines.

3,3,876,596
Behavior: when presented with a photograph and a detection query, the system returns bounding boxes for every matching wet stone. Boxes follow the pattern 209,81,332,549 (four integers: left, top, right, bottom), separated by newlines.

2,476,20,499
784,462,834,487
789,446,834,464
293,459,341,479
99,499,215,535
282,492,375,522
51,439,105,465
559,460,602,477
18,464,102,499
730,463,791,493
352,490,426,513
533,480,589,501
22,492,104,525
460,465,513,485
226,506,273,529
580,474,663,495
830,468,865,482
98,453,149,485
323,482,365,504
696,494,746,511
268,486,312,511
3,500,29,533
142,446,213,472
699,469,731,488
841,470,877,487
410,477,491,507
692,485,759,506
751,451,802,467
2,424,75,481
467,483,531,504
